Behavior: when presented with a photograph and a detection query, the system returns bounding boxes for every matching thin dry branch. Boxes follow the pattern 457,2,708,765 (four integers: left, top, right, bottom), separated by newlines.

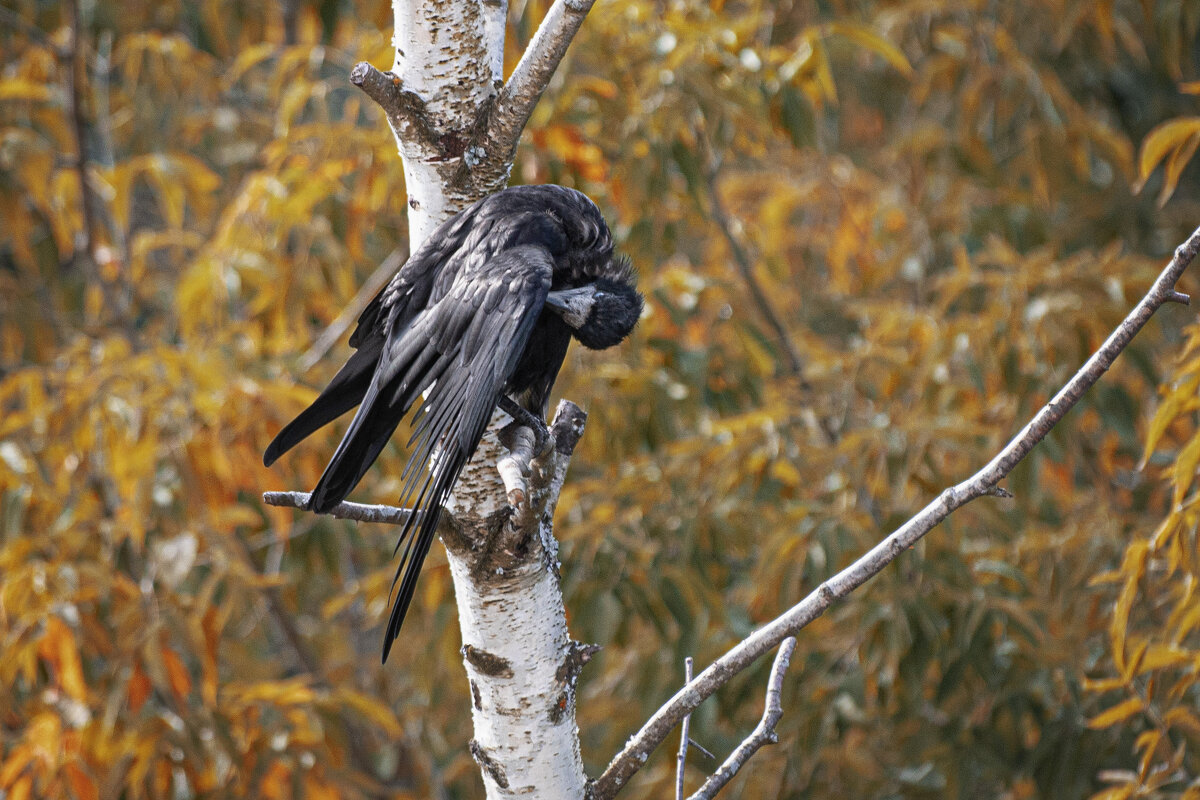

674,657,695,800
591,225,1200,799
705,168,807,382
263,491,414,526
299,245,407,371
66,0,97,266
687,637,796,800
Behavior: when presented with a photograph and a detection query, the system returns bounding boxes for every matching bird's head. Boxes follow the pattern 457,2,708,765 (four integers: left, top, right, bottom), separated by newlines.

573,277,644,349
546,273,643,350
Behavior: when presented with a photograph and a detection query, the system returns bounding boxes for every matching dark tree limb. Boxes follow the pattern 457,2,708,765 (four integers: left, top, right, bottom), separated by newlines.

66,0,97,266
592,226,1200,799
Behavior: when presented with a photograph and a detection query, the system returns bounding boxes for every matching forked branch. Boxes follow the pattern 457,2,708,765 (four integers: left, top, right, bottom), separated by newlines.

483,0,598,165
687,638,796,800
592,225,1200,798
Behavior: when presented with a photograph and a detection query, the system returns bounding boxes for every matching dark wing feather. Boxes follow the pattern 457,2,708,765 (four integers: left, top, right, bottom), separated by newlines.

380,248,554,662
262,207,481,467
262,335,384,467
299,246,554,661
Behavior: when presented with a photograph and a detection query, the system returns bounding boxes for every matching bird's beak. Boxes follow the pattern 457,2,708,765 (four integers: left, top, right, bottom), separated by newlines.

545,286,597,329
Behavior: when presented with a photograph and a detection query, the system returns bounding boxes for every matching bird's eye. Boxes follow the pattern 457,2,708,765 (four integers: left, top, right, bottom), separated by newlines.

595,291,608,300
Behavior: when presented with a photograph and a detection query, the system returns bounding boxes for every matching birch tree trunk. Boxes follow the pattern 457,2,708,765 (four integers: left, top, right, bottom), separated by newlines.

348,1,597,796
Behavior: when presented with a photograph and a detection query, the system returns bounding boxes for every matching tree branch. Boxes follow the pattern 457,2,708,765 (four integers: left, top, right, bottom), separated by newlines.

262,491,415,526
298,244,408,371
687,638,796,800
66,0,97,267
674,657,694,800
704,166,808,382
350,61,441,150
591,225,1200,799
481,0,597,168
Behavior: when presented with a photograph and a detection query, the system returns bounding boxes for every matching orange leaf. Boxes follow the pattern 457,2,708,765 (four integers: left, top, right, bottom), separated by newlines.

38,617,87,702
64,763,99,800
260,761,291,800
162,646,192,701
201,608,220,707
128,662,152,713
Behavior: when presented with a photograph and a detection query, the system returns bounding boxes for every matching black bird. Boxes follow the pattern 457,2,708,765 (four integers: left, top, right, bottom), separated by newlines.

263,184,643,661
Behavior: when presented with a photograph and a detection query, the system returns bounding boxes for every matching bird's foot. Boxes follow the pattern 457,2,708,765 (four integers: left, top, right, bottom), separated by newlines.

497,396,552,457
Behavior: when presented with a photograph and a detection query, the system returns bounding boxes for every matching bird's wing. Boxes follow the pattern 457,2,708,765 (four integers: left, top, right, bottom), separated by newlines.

304,245,555,661
263,209,481,467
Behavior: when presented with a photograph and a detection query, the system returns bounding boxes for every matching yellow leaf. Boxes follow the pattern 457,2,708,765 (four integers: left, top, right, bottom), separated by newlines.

1082,676,1127,693
1172,432,1200,507
226,42,278,87
812,40,837,104
1110,542,1147,677
1142,373,1200,465
333,688,404,737
0,79,52,102
0,745,32,788
1137,644,1190,675
1137,118,1200,185
829,22,914,77
1160,130,1200,207
1087,697,1144,729
1165,707,1200,734
7,774,32,800
770,458,802,487
39,617,87,702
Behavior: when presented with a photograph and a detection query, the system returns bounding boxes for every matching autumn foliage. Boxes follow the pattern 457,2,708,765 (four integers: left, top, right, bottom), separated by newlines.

1,1,1199,798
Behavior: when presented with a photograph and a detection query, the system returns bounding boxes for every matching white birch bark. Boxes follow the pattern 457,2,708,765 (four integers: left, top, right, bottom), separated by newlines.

357,2,598,797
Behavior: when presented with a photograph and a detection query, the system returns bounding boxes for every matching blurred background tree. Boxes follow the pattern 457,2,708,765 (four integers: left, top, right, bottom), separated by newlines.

0,1,1197,798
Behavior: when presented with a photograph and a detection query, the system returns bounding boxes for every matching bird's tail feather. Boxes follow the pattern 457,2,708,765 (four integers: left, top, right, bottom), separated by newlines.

306,377,407,513
262,340,382,467
306,339,446,513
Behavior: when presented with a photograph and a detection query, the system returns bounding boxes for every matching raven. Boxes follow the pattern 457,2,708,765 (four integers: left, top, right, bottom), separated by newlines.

264,184,643,661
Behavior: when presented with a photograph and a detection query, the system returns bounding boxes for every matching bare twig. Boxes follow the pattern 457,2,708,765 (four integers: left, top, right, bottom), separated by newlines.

704,167,808,382
687,638,796,800
263,491,414,526
298,245,408,371
675,657,695,800
482,0,597,167
66,0,97,266
220,530,416,788
591,226,1200,799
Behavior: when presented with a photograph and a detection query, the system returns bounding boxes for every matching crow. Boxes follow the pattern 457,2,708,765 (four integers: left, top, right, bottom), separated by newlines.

263,184,643,661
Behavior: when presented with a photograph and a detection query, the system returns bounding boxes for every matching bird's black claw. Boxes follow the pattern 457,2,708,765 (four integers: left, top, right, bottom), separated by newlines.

498,396,552,456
